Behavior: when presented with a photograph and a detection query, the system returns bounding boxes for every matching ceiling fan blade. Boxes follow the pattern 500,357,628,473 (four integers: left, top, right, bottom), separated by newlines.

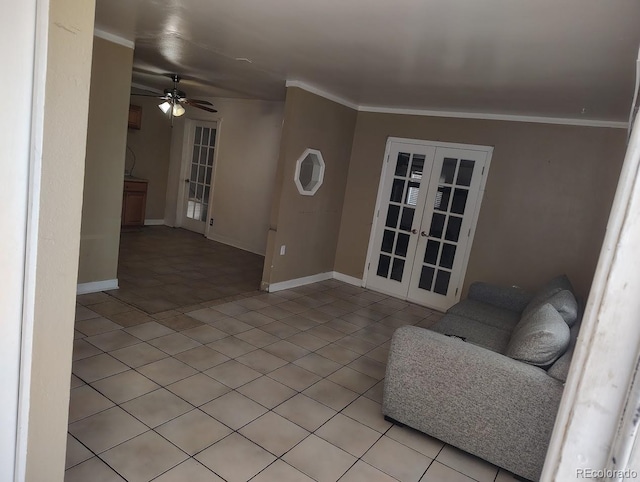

131,93,167,99
184,98,214,106
184,100,218,113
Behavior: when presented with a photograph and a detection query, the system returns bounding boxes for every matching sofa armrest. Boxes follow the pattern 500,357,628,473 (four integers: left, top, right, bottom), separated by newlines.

467,281,533,313
383,326,563,481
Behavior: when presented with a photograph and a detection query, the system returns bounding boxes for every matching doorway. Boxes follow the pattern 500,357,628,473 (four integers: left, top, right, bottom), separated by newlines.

177,119,219,234
365,138,492,311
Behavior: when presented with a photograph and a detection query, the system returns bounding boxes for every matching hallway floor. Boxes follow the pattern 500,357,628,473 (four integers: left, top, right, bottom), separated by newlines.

67,229,520,482
108,226,264,314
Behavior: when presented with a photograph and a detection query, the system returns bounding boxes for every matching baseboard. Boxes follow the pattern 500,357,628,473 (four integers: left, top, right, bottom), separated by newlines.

206,232,265,256
77,279,119,295
144,219,165,226
332,271,364,287
268,272,334,292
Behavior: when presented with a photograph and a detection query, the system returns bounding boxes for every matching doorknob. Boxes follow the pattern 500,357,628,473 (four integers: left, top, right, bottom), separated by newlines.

184,179,190,183
411,229,418,234
421,231,428,237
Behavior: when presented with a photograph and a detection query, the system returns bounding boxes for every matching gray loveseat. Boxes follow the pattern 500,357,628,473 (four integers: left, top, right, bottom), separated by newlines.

383,276,581,481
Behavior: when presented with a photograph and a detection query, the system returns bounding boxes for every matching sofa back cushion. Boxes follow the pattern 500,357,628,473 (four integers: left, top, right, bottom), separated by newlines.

506,303,570,366
548,316,583,382
522,289,578,327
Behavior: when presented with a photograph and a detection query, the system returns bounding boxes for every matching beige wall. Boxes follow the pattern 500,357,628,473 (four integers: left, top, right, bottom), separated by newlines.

126,96,172,220
77,37,133,283
25,0,96,480
262,88,357,286
335,113,627,300
166,98,284,254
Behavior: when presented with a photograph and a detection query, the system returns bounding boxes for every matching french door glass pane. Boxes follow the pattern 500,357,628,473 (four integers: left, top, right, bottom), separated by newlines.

419,266,435,290
445,216,462,242
429,214,445,238
399,208,414,232
395,233,410,257
424,240,440,265
381,230,394,253
390,258,405,281
457,160,475,186
441,158,457,184
451,189,468,215
391,180,405,203
386,205,400,228
434,270,451,295
440,244,456,269
377,255,391,277
395,153,410,176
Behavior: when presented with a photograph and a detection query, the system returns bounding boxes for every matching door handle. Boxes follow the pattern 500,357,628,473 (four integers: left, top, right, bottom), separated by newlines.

421,231,428,237
411,229,418,234
184,179,190,183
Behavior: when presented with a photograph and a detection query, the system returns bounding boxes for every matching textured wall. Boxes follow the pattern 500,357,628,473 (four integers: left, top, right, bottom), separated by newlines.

125,96,172,220
25,0,96,480
335,113,626,300
262,88,357,286
165,98,284,254
77,36,133,283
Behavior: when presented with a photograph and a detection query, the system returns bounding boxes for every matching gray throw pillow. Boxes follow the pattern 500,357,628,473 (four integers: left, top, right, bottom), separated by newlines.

548,346,574,382
507,303,570,366
522,289,578,327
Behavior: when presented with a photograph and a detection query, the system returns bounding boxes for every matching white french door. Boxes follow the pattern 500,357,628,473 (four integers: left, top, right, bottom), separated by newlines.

366,138,492,311
179,120,218,234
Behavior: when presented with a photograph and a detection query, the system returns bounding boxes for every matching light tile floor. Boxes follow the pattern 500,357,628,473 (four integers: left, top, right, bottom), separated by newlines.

68,279,524,482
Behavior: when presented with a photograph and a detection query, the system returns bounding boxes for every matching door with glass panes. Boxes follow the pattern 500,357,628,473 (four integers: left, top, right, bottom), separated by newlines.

180,120,217,234
367,139,491,311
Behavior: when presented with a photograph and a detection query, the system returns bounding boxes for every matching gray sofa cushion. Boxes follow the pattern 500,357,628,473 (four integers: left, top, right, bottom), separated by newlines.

506,303,570,366
447,299,520,332
548,346,573,382
431,314,511,353
467,282,533,313
522,289,578,326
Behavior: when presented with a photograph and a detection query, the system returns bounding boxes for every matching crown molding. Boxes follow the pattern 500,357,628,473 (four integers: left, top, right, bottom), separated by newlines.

94,28,135,50
286,81,627,129
358,105,628,129
285,80,359,110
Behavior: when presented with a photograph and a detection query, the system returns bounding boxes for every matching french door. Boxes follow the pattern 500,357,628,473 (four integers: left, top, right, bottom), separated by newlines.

179,120,218,234
366,138,492,311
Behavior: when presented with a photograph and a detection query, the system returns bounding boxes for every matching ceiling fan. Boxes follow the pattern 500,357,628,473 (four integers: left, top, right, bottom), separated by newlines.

131,74,217,122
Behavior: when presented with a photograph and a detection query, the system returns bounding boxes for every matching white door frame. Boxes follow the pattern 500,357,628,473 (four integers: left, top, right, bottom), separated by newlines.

363,137,492,309
3,0,48,479
176,117,222,237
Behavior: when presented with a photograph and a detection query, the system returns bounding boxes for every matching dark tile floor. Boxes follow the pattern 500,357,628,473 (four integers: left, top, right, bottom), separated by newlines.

108,227,264,314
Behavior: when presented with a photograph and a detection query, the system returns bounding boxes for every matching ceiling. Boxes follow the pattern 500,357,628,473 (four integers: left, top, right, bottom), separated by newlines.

95,0,640,122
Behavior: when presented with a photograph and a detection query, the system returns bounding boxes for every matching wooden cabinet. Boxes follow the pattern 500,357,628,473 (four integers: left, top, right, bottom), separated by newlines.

128,104,142,130
122,178,148,227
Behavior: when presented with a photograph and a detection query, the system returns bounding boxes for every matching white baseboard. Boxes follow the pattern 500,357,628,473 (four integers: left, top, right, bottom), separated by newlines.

268,272,334,292
144,219,165,226
207,232,266,256
77,279,119,295
332,271,364,287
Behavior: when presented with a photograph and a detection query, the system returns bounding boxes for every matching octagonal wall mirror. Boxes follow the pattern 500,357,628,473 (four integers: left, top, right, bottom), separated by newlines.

294,148,325,196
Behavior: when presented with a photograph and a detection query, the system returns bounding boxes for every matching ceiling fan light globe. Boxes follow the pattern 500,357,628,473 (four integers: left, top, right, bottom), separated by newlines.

158,101,171,113
173,103,186,116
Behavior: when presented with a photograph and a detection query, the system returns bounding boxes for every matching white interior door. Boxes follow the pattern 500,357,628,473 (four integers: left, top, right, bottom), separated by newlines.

366,138,491,311
367,142,436,297
180,120,218,234
408,148,488,310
